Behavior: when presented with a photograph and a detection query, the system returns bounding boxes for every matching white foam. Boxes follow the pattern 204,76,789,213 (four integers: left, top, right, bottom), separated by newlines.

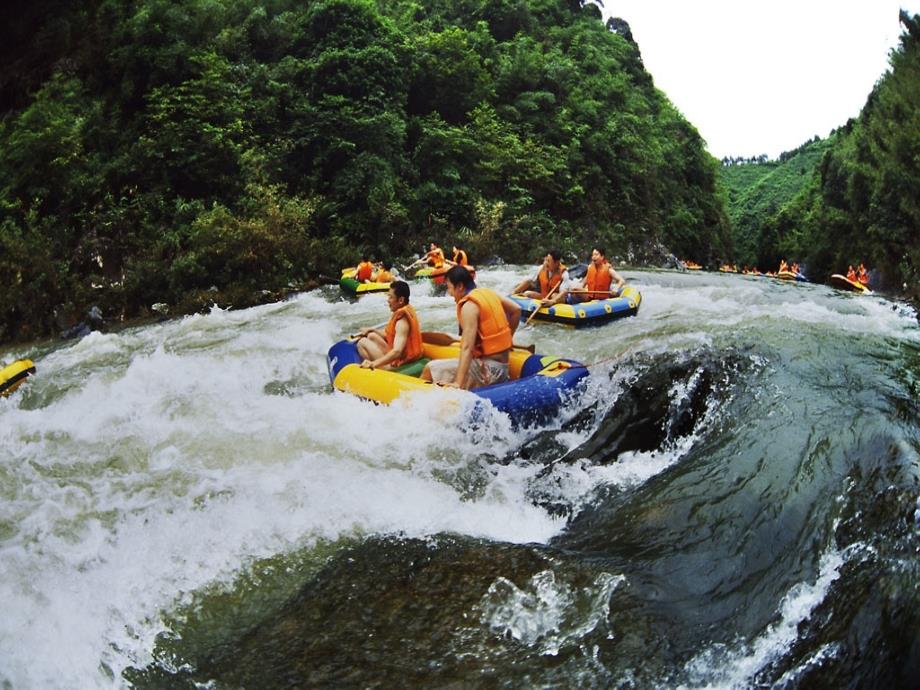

679,544,863,689
479,569,625,656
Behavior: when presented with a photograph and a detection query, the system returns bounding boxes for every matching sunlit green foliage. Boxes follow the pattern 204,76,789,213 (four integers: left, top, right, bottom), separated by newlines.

742,12,920,293
0,0,729,340
721,137,833,268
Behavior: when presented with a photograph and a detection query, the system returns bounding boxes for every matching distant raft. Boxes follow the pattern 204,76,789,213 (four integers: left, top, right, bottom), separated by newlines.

1,359,35,397
340,268,391,296
326,334,588,425
830,274,872,294
509,285,642,328
413,265,476,286
776,270,809,283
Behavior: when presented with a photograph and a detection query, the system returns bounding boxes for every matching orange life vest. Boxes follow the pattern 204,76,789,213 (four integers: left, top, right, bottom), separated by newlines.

373,269,394,283
456,288,513,358
452,249,468,266
385,305,423,366
585,262,613,294
537,263,567,297
846,267,857,281
857,268,869,285
427,248,445,268
356,261,374,282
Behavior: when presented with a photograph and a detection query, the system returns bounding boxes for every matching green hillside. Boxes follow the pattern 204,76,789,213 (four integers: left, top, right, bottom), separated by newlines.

755,11,920,296
0,0,731,342
720,137,833,269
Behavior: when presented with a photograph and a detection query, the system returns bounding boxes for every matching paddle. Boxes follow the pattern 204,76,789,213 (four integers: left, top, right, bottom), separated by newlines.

350,321,388,340
421,331,535,354
572,288,624,298
402,257,428,273
523,282,560,327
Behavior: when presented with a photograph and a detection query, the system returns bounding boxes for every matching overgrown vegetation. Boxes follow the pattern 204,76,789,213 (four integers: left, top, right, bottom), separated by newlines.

725,11,920,296
721,137,833,268
0,0,730,342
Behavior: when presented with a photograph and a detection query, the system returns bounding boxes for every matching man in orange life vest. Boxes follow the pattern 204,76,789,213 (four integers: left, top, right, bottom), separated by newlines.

511,249,571,304
448,245,469,267
554,246,625,304
421,266,522,390
371,261,396,283
355,256,375,282
354,281,423,371
425,242,446,268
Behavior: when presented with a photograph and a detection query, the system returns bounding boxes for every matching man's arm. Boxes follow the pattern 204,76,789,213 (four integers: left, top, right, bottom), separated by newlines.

499,294,522,337
511,278,536,294
362,319,408,369
453,301,480,387
609,265,625,292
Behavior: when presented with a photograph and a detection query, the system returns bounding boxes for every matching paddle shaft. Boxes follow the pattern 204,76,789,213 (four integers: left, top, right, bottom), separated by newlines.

571,288,623,297
524,282,560,327
351,320,389,339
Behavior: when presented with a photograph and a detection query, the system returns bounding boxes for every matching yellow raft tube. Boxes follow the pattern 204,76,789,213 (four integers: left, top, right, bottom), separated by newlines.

1,359,36,397
327,334,589,424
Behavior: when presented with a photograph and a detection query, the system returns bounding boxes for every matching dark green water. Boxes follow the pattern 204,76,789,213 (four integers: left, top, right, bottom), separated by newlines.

2,268,918,688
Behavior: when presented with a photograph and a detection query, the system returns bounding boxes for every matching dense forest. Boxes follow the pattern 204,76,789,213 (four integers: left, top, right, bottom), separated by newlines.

728,11,920,297
0,0,731,342
721,137,833,269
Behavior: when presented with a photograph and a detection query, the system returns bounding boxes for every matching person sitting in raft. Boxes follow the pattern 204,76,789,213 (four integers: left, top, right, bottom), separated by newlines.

778,259,789,273
447,245,469,267
511,249,571,304
355,256,375,283
355,281,423,371
372,261,396,283
405,242,446,273
846,265,857,281
551,246,625,305
421,266,521,390
424,242,446,268
857,263,870,285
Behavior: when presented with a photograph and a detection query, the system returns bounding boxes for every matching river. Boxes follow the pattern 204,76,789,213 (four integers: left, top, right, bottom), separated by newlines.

2,267,919,688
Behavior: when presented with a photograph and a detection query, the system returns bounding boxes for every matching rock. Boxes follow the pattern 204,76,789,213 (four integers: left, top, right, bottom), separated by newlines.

60,322,91,340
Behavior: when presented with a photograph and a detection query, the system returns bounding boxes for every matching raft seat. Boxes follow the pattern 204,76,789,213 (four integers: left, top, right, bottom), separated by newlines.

393,357,431,378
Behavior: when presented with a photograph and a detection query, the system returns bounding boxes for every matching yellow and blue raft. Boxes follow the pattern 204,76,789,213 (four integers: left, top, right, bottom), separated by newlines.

510,285,641,328
326,334,588,425
776,270,808,283
1,359,35,397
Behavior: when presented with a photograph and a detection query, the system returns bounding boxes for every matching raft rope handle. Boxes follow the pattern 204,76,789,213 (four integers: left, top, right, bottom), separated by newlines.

543,346,635,372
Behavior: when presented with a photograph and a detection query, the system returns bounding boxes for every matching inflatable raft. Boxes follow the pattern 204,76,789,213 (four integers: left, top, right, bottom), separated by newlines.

830,274,871,294
413,265,476,286
327,334,588,425
509,285,642,328
340,268,391,296
1,359,35,397
776,270,808,282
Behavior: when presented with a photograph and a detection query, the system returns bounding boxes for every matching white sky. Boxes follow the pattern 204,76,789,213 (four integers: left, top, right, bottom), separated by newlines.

601,1,920,159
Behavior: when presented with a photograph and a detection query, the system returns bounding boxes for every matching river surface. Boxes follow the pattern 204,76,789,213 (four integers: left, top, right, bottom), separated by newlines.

2,267,919,689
